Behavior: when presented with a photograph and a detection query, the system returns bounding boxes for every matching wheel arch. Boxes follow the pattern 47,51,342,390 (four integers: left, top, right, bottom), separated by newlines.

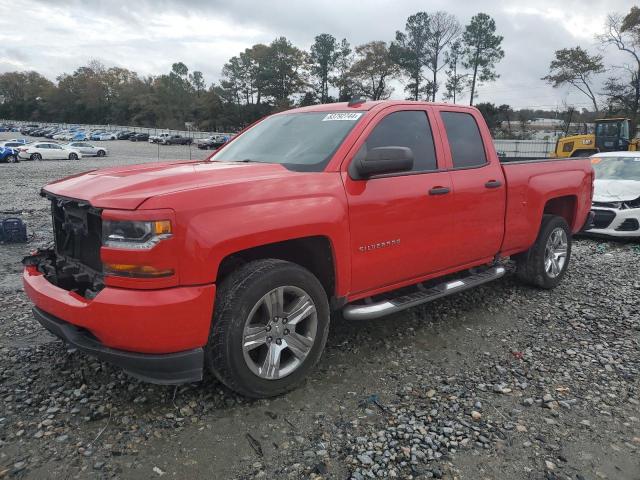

543,195,578,230
216,236,337,304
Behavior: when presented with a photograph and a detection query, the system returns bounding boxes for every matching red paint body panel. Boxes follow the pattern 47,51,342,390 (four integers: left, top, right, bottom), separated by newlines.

24,100,593,356
23,266,215,353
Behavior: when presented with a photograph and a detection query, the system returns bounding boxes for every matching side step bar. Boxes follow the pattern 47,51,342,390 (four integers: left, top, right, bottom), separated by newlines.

342,266,506,321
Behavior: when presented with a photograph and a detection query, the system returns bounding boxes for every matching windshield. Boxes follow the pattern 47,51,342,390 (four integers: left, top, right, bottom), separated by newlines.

211,111,364,172
592,156,640,180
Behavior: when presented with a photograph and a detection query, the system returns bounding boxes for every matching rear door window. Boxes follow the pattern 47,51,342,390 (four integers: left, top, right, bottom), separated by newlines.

359,110,437,172
441,112,487,168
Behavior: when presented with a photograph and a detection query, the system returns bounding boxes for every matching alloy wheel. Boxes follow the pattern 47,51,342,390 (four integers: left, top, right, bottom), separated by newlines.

544,227,568,278
242,285,318,380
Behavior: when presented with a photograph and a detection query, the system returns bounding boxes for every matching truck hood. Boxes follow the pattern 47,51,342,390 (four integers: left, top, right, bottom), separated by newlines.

593,179,640,202
43,160,294,209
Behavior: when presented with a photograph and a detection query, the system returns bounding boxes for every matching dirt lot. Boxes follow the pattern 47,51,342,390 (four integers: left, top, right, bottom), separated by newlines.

0,132,639,480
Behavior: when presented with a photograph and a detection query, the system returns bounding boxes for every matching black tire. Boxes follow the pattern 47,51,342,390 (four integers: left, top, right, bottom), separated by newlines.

7,154,18,163
205,259,330,398
30,153,41,161
97,150,106,157
515,214,572,289
68,152,78,160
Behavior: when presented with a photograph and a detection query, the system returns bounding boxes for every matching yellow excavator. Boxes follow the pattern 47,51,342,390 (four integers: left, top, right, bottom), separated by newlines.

553,117,640,157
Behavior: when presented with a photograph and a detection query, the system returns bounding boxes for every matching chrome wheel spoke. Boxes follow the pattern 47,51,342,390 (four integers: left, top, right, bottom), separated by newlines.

260,344,283,379
286,295,315,326
544,227,568,278
243,325,268,351
264,287,284,318
285,332,313,359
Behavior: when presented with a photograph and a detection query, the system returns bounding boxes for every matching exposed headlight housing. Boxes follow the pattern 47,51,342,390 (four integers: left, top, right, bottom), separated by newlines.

102,219,172,249
622,197,640,209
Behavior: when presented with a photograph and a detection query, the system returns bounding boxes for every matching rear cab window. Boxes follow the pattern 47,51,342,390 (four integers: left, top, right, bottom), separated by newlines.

441,112,487,169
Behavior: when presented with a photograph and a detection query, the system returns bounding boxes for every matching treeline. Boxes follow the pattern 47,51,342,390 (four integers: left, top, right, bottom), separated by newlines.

543,5,640,124
0,11,505,131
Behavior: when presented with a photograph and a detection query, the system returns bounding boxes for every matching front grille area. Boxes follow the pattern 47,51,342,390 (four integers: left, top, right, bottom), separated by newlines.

592,201,622,209
616,218,640,232
592,209,616,229
51,196,103,272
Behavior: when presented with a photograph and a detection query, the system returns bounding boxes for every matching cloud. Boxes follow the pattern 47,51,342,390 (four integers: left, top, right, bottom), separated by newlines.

0,0,634,109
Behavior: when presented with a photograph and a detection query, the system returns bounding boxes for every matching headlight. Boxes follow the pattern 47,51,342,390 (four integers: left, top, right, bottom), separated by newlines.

102,219,172,249
622,197,640,209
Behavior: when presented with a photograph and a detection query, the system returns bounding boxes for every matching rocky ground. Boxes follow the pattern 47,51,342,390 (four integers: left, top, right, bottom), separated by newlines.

0,133,639,479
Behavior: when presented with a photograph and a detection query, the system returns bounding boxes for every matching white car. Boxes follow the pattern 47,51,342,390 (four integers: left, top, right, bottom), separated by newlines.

17,142,82,161
588,151,640,237
65,142,108,157
94,132,117,140
149,133,171,143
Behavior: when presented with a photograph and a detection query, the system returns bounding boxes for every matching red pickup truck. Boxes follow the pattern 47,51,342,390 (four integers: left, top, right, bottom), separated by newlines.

23,100,593,398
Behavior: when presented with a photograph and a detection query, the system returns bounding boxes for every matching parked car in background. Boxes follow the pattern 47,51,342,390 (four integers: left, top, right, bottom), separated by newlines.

53,131,70,141
5,139,27,145
197,134,229,150
162,134,192,145
587,152,640,238
94,132,117,140
149,133,171,143
17,142,82,160
89,130,107,141
65,142,108,157
129,132,149,142
117,130,135,140
0,146,19,163
20,125,39,135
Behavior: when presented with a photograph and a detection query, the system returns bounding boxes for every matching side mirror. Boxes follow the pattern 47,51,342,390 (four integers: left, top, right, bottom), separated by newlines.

350,146,414,179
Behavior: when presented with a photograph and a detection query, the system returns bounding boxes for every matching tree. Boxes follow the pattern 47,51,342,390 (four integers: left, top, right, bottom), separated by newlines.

425,11,461,101
390,12,431,100
597,8,640,120
332,38,354,101
475,102,500,132
262,37,307,107
349,41,399,100
309,33,340,103
542,46,604,112
442,40,467,103
498,103,513,135
461,13,504,105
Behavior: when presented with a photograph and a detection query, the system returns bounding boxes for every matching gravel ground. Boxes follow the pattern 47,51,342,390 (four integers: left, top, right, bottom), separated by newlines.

0,132,639,479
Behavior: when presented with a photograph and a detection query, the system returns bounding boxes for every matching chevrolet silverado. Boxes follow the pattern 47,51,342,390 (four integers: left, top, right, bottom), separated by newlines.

23,100,594,398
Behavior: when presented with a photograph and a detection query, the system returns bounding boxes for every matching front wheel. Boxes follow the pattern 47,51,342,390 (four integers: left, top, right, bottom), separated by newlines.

7,154,18,163
97,150,106,157
30,153,41,161
515,215,571,289
205,259,330,398
68,152,78,160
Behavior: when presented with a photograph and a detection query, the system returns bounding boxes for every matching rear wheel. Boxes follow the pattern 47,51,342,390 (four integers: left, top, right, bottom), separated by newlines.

97,150,106,157
205,259,330,398
7,154,18,163
516,215,571,289
68,152,78,160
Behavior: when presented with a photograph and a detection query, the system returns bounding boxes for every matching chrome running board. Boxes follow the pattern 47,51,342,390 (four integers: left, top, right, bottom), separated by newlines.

342,266,506,321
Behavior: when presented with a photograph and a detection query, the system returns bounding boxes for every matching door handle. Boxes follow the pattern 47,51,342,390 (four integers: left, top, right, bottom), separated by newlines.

485,180,502,189
428,186,450,196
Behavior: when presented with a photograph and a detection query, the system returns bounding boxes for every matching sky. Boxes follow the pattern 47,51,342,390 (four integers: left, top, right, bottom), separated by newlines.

0,0,634,110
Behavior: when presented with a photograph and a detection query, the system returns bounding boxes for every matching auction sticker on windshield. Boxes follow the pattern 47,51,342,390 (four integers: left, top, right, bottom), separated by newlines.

322,113,363,121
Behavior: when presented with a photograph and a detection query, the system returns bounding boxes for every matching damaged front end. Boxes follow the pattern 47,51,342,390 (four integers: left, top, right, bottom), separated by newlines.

23,192,105,299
